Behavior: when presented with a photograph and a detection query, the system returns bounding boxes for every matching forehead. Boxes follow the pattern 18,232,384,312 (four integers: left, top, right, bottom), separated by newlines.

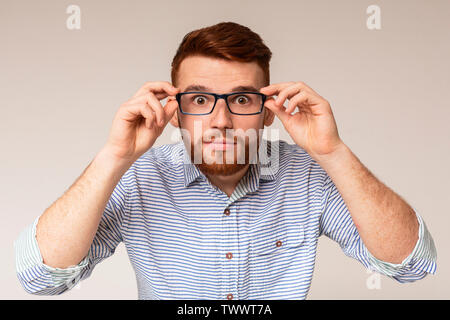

177,55,264,92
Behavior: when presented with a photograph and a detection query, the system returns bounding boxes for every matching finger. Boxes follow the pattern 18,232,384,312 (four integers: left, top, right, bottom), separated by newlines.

126,92,152,106
121,103,155,128
294,81,319,95
145,111,155,129
127,91,176,108
129,91,173,104
132,81,180,99
132,81,179,98
126,93,168,127
275,83,303,106
146,93,165,126
259,82,296,96
141,104,157,130
286,91,308,114
163,99,179,124
263,98,289,124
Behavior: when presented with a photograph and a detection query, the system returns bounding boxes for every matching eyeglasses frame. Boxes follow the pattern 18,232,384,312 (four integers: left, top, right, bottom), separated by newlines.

175,91,267,116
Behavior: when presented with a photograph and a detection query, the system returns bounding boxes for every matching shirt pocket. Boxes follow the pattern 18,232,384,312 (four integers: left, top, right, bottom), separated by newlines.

251,223,305,256
248,223,305,297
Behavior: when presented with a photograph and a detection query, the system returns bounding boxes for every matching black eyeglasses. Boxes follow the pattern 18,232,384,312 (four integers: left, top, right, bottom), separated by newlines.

175,91,267,115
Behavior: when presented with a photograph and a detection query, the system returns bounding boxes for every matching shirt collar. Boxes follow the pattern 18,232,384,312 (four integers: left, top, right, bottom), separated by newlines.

180,139,279,188
180,143,205,187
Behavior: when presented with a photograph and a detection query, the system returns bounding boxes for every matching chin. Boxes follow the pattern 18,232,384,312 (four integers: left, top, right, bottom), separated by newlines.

195,162,248,176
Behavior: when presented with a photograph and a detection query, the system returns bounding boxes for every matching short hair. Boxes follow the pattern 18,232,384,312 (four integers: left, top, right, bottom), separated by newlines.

170,21,272,87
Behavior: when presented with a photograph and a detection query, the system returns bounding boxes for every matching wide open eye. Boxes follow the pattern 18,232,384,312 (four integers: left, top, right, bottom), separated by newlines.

232,95,251,104
193,95,208,105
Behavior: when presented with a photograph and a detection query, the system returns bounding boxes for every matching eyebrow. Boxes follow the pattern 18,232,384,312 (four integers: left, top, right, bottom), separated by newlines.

182,84,259,93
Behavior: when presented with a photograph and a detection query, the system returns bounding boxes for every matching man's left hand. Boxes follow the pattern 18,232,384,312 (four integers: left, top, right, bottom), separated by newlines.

260,81,343,161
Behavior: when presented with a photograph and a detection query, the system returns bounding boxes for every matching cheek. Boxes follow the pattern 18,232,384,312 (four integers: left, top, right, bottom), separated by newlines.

234,117,264,132
232,117,264,146
179,117,210,143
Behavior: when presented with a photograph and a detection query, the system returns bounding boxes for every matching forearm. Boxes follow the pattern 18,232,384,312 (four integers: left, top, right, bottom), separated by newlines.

36,147,132,269
315,142,419,264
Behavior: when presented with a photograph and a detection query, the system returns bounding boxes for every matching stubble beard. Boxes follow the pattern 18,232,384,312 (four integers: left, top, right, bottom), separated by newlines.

178,119,259,176
189,137,253,176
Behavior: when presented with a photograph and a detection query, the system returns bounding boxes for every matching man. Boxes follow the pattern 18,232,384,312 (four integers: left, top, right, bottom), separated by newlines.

15,21,436,299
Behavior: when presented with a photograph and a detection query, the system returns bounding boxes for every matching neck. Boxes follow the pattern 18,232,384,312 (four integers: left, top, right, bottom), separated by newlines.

203,163,250,197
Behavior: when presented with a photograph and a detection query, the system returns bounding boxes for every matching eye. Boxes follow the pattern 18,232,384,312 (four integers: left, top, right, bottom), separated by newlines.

193,95,208,105
233,95,250,104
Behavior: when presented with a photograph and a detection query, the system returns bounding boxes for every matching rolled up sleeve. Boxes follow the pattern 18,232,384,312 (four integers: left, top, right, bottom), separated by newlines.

318,174,437,283
14,176,128,295
14,216,90,295
364,208,437,282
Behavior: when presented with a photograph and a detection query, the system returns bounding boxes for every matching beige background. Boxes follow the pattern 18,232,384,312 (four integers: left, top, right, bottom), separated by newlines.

1,0,449,299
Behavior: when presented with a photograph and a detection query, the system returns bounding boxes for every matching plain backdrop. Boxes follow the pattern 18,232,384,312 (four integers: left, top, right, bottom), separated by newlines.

1,0,449,299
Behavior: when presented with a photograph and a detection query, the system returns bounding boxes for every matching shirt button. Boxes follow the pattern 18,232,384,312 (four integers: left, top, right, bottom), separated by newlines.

226,252,233,259
224,208,230,216
227,293,233,300
276,240,282,247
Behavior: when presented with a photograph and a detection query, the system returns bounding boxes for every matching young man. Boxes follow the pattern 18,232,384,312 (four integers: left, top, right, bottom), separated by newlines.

15,22,436,299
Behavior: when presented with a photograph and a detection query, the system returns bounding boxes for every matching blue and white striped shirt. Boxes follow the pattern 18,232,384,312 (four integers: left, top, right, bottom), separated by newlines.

14,140,437,299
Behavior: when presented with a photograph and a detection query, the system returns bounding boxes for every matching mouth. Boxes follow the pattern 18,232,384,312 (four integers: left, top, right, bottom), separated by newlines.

203,139,237,151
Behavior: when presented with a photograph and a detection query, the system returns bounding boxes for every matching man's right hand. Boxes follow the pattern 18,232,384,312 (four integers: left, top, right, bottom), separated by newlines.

103,81,180,164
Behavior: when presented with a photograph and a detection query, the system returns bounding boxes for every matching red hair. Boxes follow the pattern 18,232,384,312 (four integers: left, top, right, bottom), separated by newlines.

170,22,272,87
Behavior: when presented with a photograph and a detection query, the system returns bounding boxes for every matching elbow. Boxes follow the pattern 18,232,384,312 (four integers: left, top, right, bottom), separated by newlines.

16,270,69,296
392,270,431,284
19,280,69,296
391,259,437,284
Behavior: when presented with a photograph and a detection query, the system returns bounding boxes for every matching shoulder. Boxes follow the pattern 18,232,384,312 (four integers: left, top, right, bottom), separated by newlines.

142,141,184,164
124,142,185,180
273,140,316,168
270,139,327,180
277,140,311,162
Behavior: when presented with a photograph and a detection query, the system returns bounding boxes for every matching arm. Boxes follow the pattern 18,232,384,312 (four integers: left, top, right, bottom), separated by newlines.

14,173,128,294
261,81,437,270
315,142,418,263
36,81,179,268
36,147,131,268
318,166,436,282
14,81,180,294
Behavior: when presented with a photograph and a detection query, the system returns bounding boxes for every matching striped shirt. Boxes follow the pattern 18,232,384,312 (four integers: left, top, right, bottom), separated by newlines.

14,140,437,299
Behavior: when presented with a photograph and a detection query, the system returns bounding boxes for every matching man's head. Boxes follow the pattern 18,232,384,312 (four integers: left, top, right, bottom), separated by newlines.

168,22,274,177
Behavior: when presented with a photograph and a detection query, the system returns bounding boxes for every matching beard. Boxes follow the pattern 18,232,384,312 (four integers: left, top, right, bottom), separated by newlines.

189,136,253,176
178,119,260,176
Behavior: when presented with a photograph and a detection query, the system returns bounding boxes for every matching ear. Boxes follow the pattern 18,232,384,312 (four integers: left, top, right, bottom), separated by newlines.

263,102,275,127
167,96,180,128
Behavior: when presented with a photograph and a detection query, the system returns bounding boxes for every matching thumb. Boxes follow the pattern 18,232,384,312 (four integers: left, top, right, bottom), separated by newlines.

163,99,179,124
264,98,289,124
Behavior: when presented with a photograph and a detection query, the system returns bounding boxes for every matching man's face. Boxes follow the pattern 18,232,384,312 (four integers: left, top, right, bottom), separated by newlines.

170,55,274,177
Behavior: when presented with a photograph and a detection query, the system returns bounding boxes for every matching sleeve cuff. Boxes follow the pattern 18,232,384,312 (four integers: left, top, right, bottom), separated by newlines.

364,208,437,277
14,215,90,288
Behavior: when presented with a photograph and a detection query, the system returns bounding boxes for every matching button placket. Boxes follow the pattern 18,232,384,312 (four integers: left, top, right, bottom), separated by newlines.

222,205,239,300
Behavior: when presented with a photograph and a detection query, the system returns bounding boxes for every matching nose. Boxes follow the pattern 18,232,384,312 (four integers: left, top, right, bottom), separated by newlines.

209,97,233,129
